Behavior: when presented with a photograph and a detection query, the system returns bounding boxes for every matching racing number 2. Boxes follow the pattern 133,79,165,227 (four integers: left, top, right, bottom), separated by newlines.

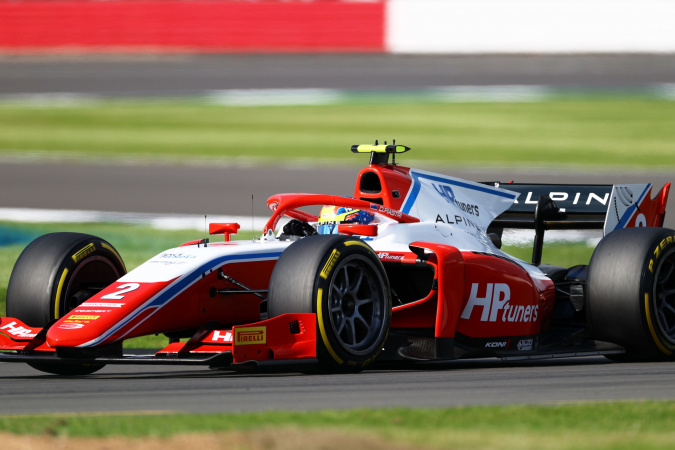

101,283,140,300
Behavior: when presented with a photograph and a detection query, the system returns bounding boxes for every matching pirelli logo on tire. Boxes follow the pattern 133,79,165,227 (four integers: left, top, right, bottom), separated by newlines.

320,249,341,279
234,326,266,345
72,243,95,263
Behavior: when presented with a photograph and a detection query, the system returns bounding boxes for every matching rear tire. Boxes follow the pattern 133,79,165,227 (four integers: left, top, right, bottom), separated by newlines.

6,232,126,375
587,227,675,361
268,235,391,371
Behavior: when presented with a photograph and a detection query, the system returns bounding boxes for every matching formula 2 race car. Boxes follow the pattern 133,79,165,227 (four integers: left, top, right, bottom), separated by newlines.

1,143,673,375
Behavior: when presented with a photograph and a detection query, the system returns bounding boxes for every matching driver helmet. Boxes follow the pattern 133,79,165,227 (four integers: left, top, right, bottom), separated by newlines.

317,205,374,235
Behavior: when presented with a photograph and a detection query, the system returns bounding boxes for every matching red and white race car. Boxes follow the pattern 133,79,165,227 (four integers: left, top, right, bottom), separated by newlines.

1,143,673,375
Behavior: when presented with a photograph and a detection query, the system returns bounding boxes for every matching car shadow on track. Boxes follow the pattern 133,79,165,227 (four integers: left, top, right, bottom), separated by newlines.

0,355,615,380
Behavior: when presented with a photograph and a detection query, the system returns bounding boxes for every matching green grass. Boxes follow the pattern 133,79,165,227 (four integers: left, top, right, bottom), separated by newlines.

503,241,595,268
1,99,674,169
1,402,675,449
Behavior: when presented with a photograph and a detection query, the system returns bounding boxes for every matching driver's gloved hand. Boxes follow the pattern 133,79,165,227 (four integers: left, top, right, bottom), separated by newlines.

280,219,318,238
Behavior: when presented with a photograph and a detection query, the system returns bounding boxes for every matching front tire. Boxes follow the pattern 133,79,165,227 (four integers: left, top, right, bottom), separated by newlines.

6,232,126,375
268,235,391,371
587,227,675,360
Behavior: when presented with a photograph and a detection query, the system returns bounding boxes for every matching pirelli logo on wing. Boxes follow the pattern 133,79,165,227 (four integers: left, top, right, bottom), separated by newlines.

235,326,266,345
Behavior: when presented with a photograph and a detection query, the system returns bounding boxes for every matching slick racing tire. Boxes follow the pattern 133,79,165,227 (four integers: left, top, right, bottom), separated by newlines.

268,235,391,371
6,232,126,375
587,227,675,361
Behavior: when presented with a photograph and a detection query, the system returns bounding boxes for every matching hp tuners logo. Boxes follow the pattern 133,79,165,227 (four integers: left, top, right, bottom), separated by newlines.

433,183,456,204
432,183,479,216
460,283,538,323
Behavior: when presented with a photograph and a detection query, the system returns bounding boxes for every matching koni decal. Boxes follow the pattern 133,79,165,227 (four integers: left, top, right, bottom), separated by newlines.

485,341,509,349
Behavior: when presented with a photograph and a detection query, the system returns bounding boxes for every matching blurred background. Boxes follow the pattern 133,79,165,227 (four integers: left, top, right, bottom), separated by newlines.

0,0,674,260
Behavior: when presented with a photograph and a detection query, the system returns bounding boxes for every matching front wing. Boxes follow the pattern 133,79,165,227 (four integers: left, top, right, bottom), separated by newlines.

0,313,316,368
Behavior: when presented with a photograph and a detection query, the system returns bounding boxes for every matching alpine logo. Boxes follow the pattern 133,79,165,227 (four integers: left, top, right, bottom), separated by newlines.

515,191,610,206
460,283,539,323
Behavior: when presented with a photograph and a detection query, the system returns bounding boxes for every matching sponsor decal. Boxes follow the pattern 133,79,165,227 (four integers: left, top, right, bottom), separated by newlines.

209,330,233,343
58,323,85,330
485,341,509,349
158,253,197,259
435,213,481,231
235,326,266,345
74,310,111,313
433,184,480,216
515,191,609,206
377,252,404,261
378,205,402,218
71,243,95,263
79,303,124,308
320,249,341,279
66,315,100,321
517,339,534,351
0,321,37,338
150,260,193,266
460,283,539,324
64,314,100,324
150,253,199,265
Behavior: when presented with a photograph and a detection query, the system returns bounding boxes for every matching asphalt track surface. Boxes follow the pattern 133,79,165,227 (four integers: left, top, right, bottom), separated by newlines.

1,357,675,415
2,163,674,229
2,54,675,96
2,55,675,414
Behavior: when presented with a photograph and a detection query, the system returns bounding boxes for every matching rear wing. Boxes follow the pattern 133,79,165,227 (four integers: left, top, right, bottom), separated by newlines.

487,182,670,233
484,182,670,265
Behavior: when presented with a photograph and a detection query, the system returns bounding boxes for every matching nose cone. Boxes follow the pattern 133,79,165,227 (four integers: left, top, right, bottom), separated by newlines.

46,314,108,348
45,277,176,348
